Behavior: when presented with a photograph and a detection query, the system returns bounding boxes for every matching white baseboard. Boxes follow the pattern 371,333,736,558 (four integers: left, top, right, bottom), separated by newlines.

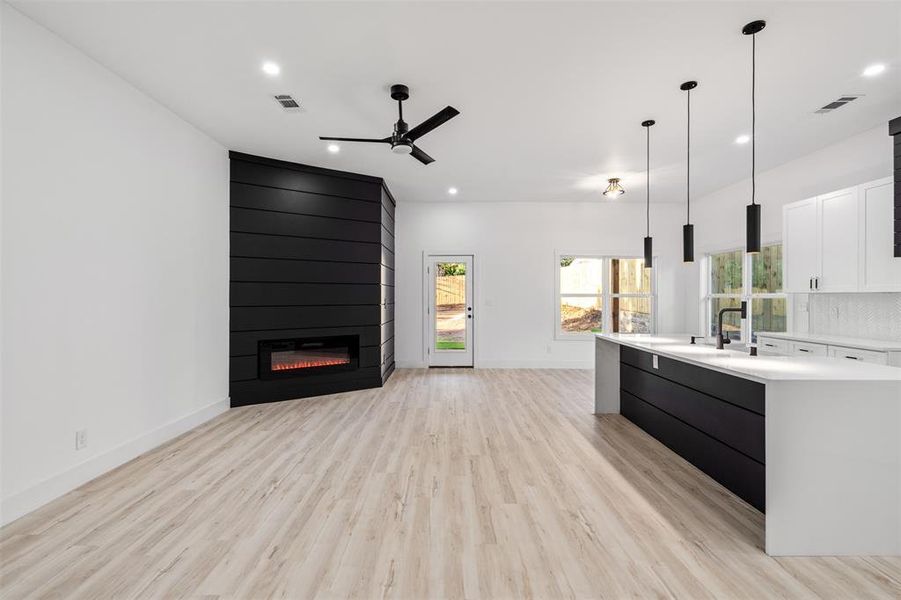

395,360,593,370
477,359,594,369
0,397,230,527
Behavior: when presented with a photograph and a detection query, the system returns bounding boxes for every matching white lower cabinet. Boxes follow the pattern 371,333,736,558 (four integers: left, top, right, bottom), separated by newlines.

789,340,828,357
827,345,889,365
758,337,789,355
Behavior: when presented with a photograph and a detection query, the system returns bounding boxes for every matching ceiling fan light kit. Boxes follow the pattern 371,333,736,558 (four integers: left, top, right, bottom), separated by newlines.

319,83,459,165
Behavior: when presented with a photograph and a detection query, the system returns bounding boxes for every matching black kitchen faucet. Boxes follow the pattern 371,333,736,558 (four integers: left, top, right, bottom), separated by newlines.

716,301,747,350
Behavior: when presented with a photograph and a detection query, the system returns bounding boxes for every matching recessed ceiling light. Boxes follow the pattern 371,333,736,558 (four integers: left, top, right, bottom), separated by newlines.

862,63,886,77
327,144,340,154
735,134,750,144
448,187,458,195
262,61,281,76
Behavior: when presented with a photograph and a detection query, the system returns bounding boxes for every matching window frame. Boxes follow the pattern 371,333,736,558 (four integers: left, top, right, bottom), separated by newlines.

555,252,657,340
703,243,787,343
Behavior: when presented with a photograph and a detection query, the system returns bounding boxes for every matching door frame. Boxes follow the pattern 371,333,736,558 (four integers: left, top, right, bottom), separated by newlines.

422,252,476,367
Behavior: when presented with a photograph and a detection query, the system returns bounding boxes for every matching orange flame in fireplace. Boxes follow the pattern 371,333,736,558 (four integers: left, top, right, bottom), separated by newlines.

272,357,351,371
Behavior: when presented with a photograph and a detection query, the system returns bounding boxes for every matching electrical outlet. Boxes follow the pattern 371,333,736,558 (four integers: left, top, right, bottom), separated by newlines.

75,429,87,451
831,306,840,319
546,344,552,354
652,355,659,370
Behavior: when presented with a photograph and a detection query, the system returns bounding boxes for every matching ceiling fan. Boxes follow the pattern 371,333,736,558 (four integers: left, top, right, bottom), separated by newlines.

319,84,459,165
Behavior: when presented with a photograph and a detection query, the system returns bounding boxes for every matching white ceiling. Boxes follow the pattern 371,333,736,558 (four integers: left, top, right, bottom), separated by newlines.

13,1,901,204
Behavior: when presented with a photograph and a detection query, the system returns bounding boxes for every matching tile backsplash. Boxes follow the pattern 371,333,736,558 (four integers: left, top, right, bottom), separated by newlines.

808,293,901,341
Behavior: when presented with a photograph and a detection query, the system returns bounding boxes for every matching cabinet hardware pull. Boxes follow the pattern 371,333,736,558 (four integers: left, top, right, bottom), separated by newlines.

845,355,859,360
809,277,813,290
799,348,810,352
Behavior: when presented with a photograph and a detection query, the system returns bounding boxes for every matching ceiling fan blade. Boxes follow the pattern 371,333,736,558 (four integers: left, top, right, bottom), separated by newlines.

318,136,391,143
410,145,435,165
406,106,460,141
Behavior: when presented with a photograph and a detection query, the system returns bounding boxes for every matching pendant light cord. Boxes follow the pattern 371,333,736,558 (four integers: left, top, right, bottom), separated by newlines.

646,126,650,237
686,88,691,224
751,33,756,206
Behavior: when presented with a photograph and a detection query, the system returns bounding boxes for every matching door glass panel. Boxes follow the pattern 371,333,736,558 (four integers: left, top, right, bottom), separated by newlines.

560,295,603,333
435,262,466,350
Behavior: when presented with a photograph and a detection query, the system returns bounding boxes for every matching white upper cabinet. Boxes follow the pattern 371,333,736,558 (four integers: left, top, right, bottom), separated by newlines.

784,197,819,292
859,178,901,292
783,177,900,293
818,187,859,292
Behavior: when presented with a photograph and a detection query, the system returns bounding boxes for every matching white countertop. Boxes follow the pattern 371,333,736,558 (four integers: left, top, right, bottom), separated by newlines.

755,331,901,352
596,333,901,383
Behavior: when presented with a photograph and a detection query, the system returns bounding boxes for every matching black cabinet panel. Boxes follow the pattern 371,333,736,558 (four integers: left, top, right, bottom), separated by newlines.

231,232,377,263
381,246,395,269
620,363,765,463
231,258,380,284
231,207,380,243
622,391,765,513
381,225,395,251
230,326,381,356
230,153,394,406
620,346,764,415
381,303,395,325
231,305,380,331
231,159,380,202
381,285,395,305
231,182,381,222
231,370,383,406
231,282,380,307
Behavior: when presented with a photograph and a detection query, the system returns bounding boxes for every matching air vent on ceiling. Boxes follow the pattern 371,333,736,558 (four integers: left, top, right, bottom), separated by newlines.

815,95,862,114
274,94,301,112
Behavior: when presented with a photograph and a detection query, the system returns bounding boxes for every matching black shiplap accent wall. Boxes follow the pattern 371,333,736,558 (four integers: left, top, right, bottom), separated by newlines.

890,117,901,257
229,151,395,407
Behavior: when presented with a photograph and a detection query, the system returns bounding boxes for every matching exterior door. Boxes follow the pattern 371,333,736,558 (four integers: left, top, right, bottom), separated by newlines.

427,255,473,367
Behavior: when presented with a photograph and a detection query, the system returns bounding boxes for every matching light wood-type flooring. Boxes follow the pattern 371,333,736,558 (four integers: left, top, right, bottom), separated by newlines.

2,369,900,599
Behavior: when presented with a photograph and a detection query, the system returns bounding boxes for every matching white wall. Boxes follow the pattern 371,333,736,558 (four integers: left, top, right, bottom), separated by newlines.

395,201,687,368
0,5,229,525
683,126,894,332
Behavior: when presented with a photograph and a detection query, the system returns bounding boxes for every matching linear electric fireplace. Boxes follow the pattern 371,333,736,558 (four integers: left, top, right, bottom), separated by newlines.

259,336,359,380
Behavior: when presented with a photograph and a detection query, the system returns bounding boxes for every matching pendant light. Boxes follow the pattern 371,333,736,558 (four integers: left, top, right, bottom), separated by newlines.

603,178,625,198
641,119,655,269
743,19,766,254
680,80,697,262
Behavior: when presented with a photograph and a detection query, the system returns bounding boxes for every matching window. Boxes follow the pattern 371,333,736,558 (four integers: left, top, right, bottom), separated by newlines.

557,254,655,338
705,244,786,343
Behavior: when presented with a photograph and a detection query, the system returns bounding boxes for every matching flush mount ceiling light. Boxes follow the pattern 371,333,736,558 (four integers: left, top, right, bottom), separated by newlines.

681,80,698,263
262,61,281,76
862,63,886,77
327,143,340,153
448,187,458,195
603,178,625,198
743,19,766,254
641,119,656,269
735,134,750,144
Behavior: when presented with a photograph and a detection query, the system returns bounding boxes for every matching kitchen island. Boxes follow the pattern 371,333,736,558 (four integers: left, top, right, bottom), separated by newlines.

596,333,901,556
